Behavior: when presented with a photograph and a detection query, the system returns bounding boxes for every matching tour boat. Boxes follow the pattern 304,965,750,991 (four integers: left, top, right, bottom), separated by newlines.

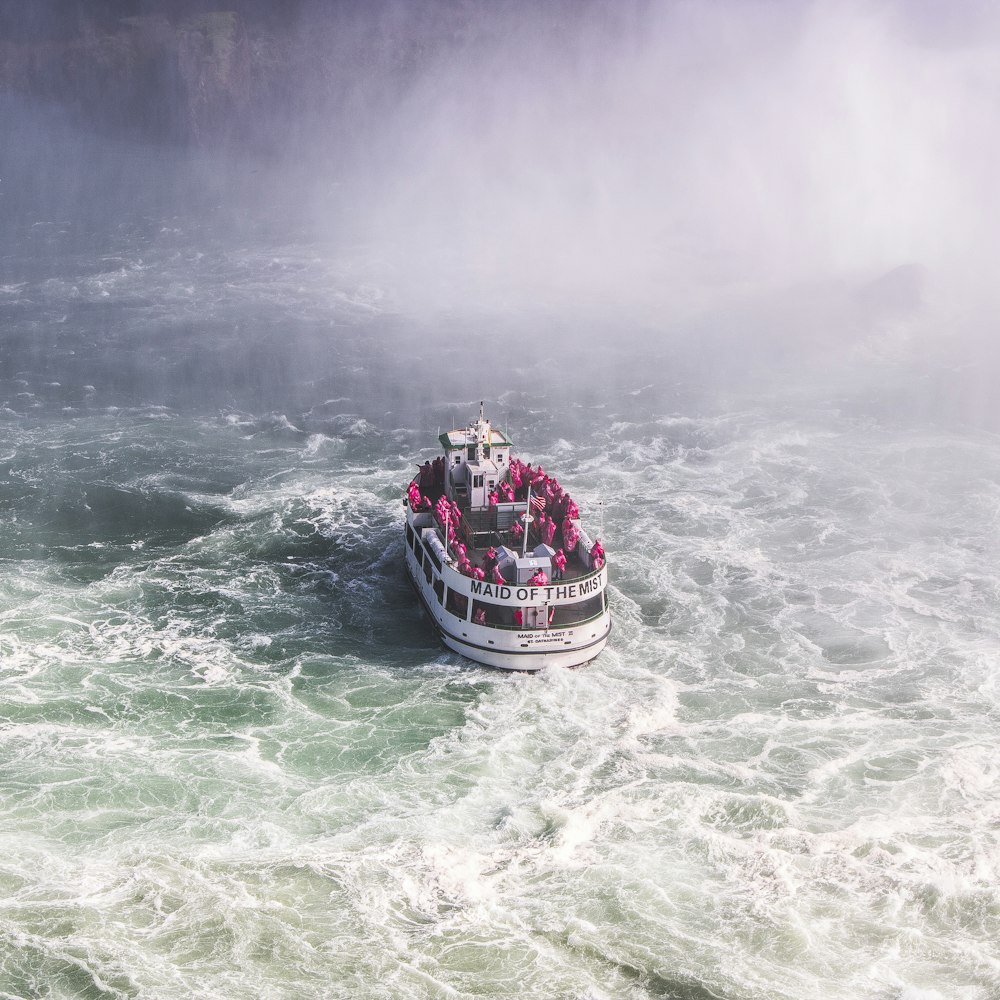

403,404,611,670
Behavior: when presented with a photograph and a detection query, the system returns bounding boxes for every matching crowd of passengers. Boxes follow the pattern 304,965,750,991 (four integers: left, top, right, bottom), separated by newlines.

408,456,605,580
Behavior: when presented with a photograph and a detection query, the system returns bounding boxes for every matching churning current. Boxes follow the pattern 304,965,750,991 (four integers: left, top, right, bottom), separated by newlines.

1,218,998,1000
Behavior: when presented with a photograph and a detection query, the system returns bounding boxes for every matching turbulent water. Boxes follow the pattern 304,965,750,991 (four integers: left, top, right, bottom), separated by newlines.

1,217,999,1000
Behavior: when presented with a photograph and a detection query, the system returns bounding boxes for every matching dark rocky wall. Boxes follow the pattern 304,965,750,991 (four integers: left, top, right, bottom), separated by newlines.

0,2,311,148
0,0,608,153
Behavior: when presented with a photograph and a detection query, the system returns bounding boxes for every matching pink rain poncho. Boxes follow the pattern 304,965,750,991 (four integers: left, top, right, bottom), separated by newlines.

552,548,567,579
589,539,605,571
541,516,556,546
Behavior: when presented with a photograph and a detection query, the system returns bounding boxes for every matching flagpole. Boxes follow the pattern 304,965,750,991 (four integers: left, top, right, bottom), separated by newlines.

522,484,531,558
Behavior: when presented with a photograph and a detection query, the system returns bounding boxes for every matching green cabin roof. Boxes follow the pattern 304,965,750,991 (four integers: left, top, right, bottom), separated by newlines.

438,427,513,451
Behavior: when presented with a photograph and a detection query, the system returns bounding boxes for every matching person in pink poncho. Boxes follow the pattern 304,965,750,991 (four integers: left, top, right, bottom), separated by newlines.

562,521,580,553
589,538,605,571
540,515,556,546
483,546,499,577
552,548,567,580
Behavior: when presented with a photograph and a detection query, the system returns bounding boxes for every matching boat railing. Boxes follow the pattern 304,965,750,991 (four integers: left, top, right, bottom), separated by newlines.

454,504,528,548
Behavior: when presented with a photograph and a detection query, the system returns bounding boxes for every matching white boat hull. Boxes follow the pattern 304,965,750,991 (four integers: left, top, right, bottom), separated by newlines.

404,514,611,672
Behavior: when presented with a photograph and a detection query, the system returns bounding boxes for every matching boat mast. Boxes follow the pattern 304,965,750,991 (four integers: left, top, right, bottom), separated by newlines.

522,484,531,558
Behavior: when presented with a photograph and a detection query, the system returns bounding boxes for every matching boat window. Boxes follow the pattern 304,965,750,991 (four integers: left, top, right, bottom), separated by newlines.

453,454,461,465
551,593,604,626
467,445,476,460
471,598,519,627
446,589,469,619
473,474,483,488
433,578,444,604
405,524,414,548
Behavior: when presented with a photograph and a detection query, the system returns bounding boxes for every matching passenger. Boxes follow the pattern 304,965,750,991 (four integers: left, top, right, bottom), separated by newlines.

488,489,498,506
483,546,499,575
473,607,487,625
492,564,506,586
552,548,567,580
529,568,548,587
540,514,556,546
418,461,433,492
511,519,524,542
514,608,523,626
562,521,580,553
471,566,485,581
590,538,605,571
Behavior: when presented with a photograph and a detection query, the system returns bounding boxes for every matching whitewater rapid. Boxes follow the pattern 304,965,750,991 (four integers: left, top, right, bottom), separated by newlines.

1,221,998,999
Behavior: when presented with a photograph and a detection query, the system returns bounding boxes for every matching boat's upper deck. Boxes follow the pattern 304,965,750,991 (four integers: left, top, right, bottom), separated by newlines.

407,406,604,587
405,406,607,639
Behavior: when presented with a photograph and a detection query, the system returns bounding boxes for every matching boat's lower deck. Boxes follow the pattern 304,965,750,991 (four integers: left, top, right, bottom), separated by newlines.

406,558,611,671
404,504,610,670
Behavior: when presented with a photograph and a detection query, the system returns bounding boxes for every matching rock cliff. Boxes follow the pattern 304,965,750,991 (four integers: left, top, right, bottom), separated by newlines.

0,1,475,151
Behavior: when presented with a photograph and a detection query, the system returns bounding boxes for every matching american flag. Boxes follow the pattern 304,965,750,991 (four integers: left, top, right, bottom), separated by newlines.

529,494,546,512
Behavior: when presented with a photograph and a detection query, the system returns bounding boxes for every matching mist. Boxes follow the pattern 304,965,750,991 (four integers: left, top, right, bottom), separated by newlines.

305,0,998,412
282,1,1000,335
4,0,1000,409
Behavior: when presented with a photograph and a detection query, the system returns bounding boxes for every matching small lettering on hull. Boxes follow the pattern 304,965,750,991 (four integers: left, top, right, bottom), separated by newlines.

515,630,568,644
